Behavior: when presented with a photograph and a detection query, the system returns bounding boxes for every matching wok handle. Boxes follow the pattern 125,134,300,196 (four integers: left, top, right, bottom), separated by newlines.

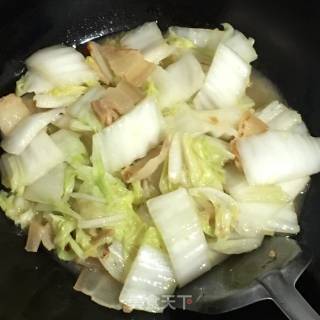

259,271,320,320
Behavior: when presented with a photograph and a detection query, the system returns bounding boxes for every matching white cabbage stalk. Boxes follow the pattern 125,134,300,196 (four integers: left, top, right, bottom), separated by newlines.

26,45,97,86
74,267,122,310
16,71,54,96
119,245,177,313
278,176,310,200
168,23,234,51
78,215,124,229
168,133,183,184
99,241,126,283
151,53,204,108
51,129,88,165
193,43,251,109
257,101,304,132
208,233,264,255
93,98,164,173
238,131,320,184
34,88,86,109
0,131,64,190
165,103,242,138
120,22,173,64
68,86,107,131
24,163,65,204
1,108,64,155
147,188,211,287
223,30,257,63
224,165,290,203
236,202,300,237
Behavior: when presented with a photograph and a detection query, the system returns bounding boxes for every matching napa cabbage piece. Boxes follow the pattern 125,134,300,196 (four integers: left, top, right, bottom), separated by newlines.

68,86,107,132
74,267,122,310
208,233,264,255
160,133,233,193
17,45,98,108
121,21,173,64
73,148,147,272
99,240,127,283
51,129,89,166
16,71,54,96
168,23,234,51
237,131,320,184
150,53,205,109
164,102,242,138
119,227,176,313
166,23,234,67
25,45,98,87
235,202,300,237
33,86,87,108
93,98,164,173
44,213,95,261
147,188,211,287
224,165,290,203
193,30,256,110
0,191,34,229
278,176,310,200
190,187,238,238
1,108,65,155
257,101,307,133
24,163,65,204
0,131,64,191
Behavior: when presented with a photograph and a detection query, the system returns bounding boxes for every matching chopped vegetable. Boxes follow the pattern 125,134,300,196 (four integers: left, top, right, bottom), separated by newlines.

193,35,254,109
151,53,204,109
0,131,64,190
238,131,320,184
1,108,65,155
93,98,164,173
74,267,122,310
119,228,176,313
147,188,211,287
160,133,234,193
121,22,173,64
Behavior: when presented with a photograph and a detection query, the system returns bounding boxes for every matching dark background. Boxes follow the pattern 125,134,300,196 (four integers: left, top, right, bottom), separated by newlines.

1,0,320,319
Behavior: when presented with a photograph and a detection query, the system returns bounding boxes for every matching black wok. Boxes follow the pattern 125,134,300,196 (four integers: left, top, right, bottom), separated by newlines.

1,1,320,319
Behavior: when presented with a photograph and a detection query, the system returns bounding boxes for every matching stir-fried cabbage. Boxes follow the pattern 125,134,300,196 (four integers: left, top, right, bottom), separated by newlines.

147,188,211,287
93,98,164,173
1,21,319,315
238,131,320,184
160,133,234,193
121,22,173,64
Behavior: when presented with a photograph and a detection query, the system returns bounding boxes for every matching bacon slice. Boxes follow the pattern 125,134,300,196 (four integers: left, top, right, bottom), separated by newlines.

102,45,155,86
91,80,144,126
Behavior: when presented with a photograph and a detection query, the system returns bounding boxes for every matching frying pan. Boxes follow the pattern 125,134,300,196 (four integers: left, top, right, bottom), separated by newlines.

1,1,320,319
